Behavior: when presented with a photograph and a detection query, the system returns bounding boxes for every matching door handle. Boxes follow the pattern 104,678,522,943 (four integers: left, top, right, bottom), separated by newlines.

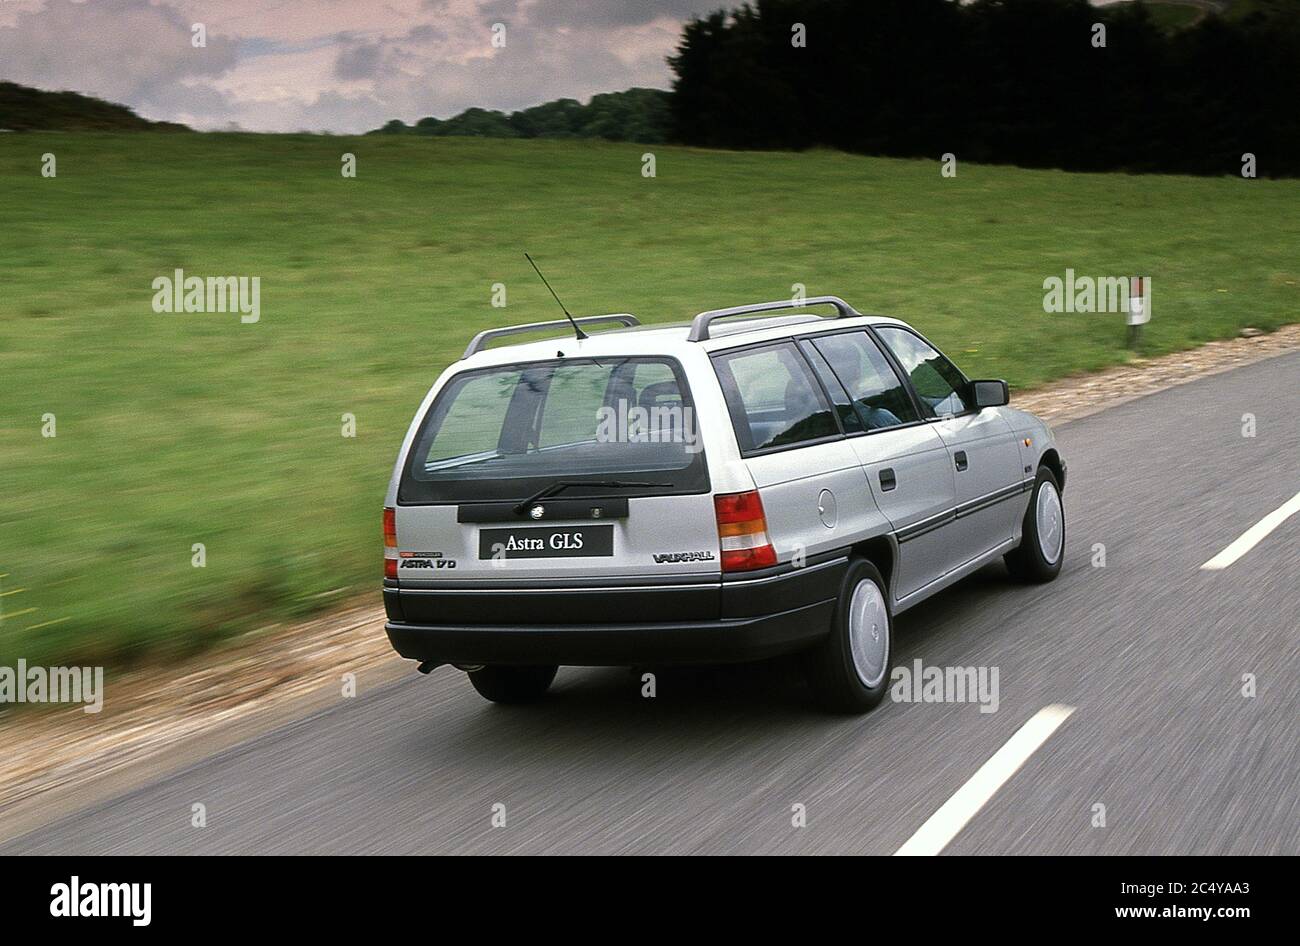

954,451,969,472
879,467,897,492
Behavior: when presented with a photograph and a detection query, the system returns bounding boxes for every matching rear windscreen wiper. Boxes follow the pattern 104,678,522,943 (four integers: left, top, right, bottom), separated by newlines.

512,480,670,515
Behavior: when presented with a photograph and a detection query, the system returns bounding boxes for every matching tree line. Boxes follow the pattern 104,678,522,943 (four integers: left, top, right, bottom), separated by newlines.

369,87,670,143
0,81,188,132
668,0,1300,176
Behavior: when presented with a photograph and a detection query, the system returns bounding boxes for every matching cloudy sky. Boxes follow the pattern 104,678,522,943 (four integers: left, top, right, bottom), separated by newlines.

0,0,717,132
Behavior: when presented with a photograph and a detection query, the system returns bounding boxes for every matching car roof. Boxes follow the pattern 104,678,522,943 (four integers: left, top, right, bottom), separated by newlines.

459,311,914,368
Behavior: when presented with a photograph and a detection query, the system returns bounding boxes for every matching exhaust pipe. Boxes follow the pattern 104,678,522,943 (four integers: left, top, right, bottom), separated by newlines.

416,660,443,675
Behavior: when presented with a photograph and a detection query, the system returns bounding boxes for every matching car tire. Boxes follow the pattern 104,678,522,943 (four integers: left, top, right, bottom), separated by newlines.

803,559,894,714
467,665,558,704
1004,465,1065,583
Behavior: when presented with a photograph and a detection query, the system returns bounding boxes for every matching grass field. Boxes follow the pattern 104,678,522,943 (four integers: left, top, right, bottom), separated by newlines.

1143,3,1206,29
1136,1,1209,29
1,133,1297,668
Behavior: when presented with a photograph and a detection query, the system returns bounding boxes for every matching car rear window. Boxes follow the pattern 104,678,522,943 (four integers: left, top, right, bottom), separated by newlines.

400,357,709,503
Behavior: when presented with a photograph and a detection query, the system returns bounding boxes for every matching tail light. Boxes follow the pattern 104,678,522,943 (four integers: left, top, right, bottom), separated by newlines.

714,490,777,572
383,507,398,579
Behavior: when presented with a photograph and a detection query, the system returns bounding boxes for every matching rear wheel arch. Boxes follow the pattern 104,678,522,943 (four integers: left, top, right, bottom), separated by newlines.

850,535,895,597
803,557,894,713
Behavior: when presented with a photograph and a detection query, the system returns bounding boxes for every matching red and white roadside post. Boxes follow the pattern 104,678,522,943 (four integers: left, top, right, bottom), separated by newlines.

1127,276,1151,348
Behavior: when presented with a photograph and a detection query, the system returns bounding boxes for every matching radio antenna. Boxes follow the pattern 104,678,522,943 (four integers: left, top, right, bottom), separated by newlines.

524,252,587,340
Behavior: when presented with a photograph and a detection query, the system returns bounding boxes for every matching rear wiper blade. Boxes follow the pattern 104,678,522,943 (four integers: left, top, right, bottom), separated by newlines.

512,480,670,515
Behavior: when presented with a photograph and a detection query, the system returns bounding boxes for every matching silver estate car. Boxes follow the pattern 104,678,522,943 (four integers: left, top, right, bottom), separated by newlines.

382,296,1066,712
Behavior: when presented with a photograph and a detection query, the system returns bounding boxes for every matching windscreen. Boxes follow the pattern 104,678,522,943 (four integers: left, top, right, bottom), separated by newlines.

398,357,709,503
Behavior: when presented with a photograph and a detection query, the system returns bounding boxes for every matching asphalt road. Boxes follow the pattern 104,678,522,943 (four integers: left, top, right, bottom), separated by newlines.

5,352,1297,855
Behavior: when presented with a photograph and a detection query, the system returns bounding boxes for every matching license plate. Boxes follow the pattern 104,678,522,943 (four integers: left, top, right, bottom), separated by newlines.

478,525,614,560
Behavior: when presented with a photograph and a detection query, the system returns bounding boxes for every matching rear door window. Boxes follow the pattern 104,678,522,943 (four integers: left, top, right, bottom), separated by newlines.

712,342,838,453
811,331,919,431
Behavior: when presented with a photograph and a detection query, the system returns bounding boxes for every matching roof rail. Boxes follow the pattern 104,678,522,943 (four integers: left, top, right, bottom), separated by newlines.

687,295,860,342
462,314,640,359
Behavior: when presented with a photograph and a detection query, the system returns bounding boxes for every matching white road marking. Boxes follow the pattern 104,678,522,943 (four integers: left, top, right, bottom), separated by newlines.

894,704,1075,856
1200,490,1300,571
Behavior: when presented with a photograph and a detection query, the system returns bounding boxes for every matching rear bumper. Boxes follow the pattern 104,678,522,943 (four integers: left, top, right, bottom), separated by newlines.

385,599,834,666
382,554,846,667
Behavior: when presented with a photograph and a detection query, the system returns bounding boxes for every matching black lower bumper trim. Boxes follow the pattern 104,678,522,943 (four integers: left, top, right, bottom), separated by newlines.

385,598,835,667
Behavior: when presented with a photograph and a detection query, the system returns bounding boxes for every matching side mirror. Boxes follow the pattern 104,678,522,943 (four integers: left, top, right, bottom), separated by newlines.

971,379,1009,409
